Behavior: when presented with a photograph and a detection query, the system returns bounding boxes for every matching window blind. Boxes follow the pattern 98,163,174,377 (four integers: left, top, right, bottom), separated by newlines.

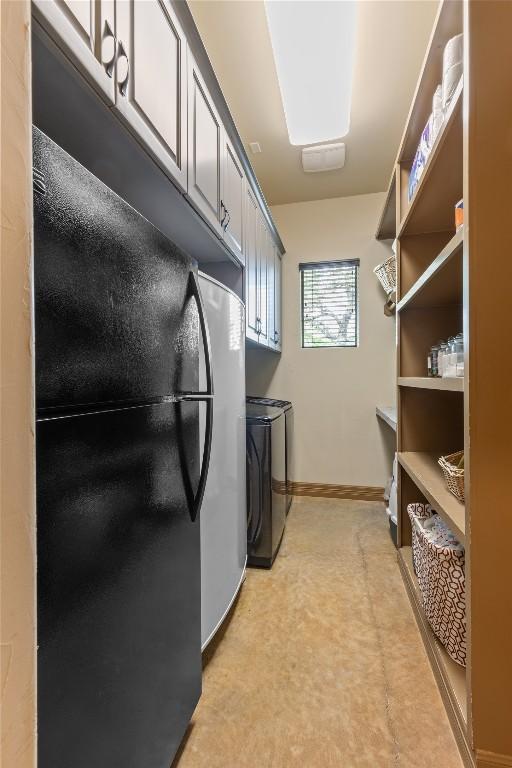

300,259,359,348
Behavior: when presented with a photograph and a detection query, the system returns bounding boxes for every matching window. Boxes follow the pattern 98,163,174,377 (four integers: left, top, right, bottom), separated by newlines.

300,259,359,348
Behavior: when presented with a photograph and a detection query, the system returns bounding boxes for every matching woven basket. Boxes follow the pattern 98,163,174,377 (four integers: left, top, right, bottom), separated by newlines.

408,503,466,667
373,254,396,294
438,450,465,502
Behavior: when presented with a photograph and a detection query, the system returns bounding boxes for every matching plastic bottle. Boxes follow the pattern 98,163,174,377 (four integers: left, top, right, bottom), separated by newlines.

455,333,464,377
438,341,449,377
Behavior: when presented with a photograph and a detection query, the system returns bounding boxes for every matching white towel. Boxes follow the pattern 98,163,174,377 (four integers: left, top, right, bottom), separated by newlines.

432,84,443,144
442,34,463,110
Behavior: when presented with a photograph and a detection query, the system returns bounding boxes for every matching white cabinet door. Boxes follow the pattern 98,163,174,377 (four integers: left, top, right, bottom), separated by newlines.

267,241,282,352
267,236,275,350
222,134,245,265
187,51,223,236
244,187,259,343
114,0,188,191
257,214,270,347
33,0,116,103
273,249,282,351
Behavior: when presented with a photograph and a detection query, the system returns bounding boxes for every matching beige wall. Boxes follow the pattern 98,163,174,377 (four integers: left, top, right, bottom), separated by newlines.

246,192,396,488
1,2,37,767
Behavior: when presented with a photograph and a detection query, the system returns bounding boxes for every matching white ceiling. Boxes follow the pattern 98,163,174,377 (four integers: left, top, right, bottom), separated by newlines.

189,0,438,206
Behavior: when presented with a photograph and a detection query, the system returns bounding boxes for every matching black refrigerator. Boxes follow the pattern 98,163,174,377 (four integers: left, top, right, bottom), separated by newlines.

33,127,213,768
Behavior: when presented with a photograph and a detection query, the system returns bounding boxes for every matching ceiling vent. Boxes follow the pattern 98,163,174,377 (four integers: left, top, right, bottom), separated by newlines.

302,142,346,173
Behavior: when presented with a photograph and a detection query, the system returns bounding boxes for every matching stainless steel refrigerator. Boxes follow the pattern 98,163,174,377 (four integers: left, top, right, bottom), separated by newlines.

33,127,212,768
198,273,246,649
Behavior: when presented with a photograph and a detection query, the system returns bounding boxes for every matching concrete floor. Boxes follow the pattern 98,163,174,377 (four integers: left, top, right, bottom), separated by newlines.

174,497,463,768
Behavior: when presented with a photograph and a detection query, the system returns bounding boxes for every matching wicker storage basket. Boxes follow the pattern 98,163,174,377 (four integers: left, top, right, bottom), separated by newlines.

438,450,465,502
408,503,466,666
373,254,396,295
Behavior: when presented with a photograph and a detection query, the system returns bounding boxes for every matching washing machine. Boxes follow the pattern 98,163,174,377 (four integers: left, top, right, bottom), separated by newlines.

246,403,286,568
246,397,293,514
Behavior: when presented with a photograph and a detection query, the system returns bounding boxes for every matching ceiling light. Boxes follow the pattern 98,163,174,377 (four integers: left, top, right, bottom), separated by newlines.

249,142,262,154
265,0,357,146
302,143,346,173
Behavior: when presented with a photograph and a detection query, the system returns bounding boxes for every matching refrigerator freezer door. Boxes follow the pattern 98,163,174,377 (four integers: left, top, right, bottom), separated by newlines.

198,274,246,648
33,127,198,411
36,402,201,768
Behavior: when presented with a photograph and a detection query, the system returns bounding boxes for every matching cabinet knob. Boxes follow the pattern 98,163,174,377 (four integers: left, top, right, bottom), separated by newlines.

101,20,116,78
117,41,130,97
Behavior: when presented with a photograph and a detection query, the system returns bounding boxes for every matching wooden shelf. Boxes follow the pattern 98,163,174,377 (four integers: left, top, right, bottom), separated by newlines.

385,2,512,762
395,1,463,166
398,451,465,541
376,405,397,432
398,228,463,311
375,0,462,240
398,376,464,393
375,172,396,240
399,547,467,728
398,77,463,238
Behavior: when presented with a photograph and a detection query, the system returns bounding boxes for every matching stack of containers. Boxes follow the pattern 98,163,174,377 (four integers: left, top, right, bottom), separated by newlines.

431,84,444,145
408,117,432,201
428,333,464,378
408,34,463,203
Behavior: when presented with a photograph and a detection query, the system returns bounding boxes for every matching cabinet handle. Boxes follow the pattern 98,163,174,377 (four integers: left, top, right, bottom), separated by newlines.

117,40,130,97
274,330,279,343
220,201,231,232
101,20,116,78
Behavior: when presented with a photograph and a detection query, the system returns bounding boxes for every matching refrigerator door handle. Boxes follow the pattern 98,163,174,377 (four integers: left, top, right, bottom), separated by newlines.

176,270,214,522
183,270,214,398
177,395,213,523
195,396,213,521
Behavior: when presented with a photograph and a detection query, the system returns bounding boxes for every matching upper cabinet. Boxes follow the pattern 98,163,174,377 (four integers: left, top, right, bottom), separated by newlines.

114,0,188,191
33,0,116,104
271,248,282,351
266,231,276,349
187,51,223,236
257,214,270,347
244,186,260,344
243,200,282,353
260,223,282,353
265,239,282,352
222,135,245,265
33,0,284,348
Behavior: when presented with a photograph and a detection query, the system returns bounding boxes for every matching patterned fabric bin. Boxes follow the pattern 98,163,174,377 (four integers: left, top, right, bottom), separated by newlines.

407,503,466,667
